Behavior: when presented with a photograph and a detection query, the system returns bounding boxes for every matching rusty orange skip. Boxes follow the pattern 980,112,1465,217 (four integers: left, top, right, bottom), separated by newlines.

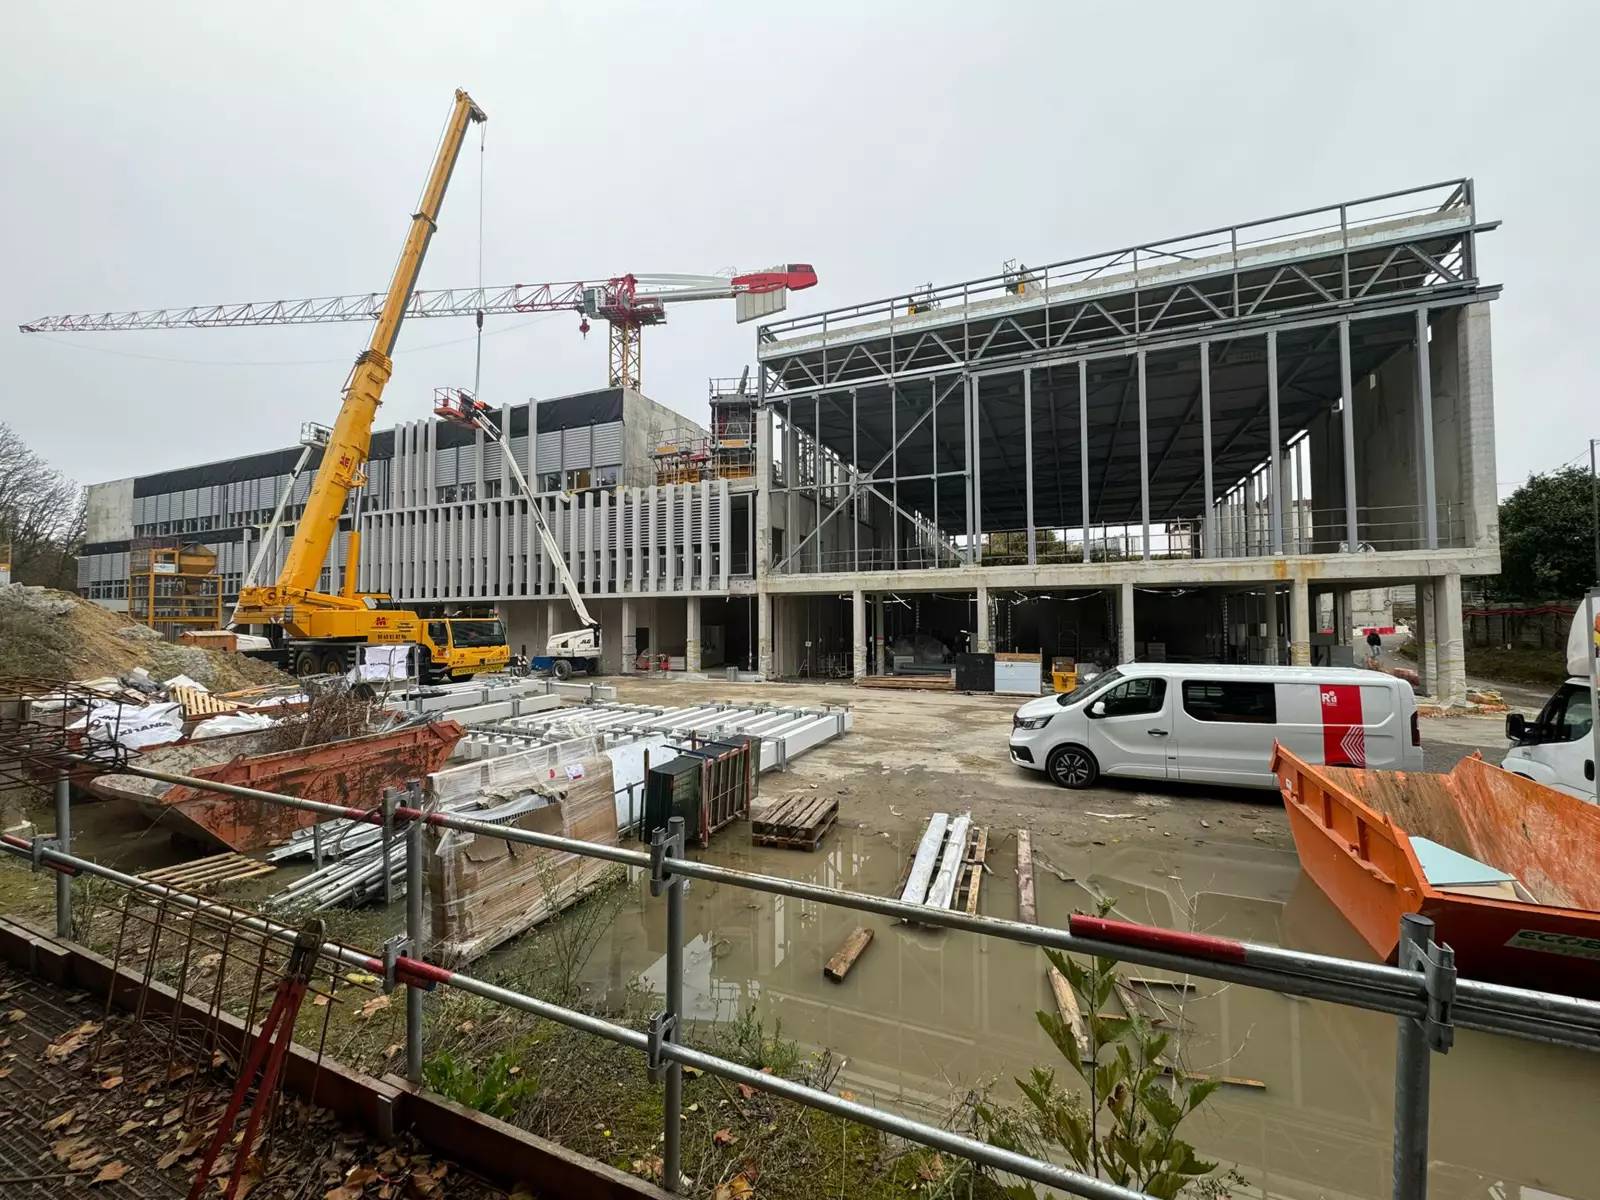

136,721,464,853
1274,745,1600,998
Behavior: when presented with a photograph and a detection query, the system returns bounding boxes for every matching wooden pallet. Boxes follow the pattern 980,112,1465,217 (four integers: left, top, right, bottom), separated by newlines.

855,673,955,692
751,794,839,850
951,826,989,915
169,685,240,718
140,852,275,892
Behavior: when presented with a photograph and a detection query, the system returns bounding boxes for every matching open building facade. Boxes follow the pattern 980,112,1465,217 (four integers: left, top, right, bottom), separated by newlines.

81,180,1498,701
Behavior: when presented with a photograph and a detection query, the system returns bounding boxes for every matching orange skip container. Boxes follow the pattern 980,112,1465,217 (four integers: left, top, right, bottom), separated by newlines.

1273,745,1600,998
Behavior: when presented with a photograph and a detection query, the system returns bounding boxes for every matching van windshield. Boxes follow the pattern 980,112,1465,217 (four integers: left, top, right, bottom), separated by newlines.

1056,668,1122,707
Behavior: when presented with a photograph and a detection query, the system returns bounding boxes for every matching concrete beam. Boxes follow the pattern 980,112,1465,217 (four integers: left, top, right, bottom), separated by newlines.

873,594,886,675
757,591,773,679
756,546,1501,596
976,584,992,654
621,598,635,674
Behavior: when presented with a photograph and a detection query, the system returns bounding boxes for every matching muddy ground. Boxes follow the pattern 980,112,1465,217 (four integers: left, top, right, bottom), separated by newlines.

611,675,1513,854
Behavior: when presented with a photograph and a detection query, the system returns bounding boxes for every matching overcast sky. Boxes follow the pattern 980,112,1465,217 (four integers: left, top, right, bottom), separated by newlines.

4,2,1596,496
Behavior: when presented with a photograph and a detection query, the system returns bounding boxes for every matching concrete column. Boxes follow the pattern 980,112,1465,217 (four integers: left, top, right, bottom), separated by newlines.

976,585,992,655
851,588,867,680
873,594,886,675
1264,586,1280,665
1415,580,1436,696
685,595,701,674
1119,582,1136,664
757,591,773,679
1290,575,1311,666
621,598,636,674
1437,573,1466,705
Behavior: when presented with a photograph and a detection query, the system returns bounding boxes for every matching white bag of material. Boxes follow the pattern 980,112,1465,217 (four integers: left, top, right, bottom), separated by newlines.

250,692,308,708
1569,604,1600,679
192,712,277,738
162,674,209,693
358,643,415,682
69,700,185,749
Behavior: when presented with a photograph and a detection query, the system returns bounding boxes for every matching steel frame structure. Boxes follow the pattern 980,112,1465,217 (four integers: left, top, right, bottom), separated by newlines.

756,181,1498,579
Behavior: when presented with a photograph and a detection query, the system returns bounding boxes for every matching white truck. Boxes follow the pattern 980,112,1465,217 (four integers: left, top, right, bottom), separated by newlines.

1502,602,1599,802
434,389,602,680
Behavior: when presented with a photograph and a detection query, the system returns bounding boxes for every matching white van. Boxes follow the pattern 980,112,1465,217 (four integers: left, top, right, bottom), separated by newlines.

1501,606,1598,803
1008,663,1423,790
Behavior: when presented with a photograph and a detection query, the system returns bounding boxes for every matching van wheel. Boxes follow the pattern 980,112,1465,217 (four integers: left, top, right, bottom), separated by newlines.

1046,745,1099,789
553,658,574,681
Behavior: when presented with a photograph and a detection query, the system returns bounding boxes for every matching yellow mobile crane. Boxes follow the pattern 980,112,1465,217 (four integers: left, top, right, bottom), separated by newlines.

232,89,507,681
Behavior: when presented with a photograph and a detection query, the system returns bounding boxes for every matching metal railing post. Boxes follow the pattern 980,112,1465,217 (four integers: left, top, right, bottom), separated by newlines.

405,818,425,1083
54,770,71,939
380,787,397,906
649,816,687,1192
1392,913,1455,1200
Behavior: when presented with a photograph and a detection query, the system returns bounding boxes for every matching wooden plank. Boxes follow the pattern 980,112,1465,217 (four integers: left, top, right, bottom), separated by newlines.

1016,830,1037,924
1163,1068,1266,1090
1127,976,1196,993
925,813,972,910
965,826,988,865
1047,966,1090,1061
898,813,950,905
823,927,874,982
962,862,983,915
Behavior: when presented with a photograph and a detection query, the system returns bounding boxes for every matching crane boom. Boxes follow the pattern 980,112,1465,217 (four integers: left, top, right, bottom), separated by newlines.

238,88,485,621
18,267,817,332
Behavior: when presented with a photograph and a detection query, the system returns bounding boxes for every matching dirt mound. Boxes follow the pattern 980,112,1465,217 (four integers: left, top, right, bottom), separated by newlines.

0,584,290,690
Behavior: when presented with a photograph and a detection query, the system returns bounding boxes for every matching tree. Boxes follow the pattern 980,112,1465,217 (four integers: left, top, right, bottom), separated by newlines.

1494,465,1597,601
0,422,84,590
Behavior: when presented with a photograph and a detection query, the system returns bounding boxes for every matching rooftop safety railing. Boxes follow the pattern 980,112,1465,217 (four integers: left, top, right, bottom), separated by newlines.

759,180,1476,347
6,729,1599,1200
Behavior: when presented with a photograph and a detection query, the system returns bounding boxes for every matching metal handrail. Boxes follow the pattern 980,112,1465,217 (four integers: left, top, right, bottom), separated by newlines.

8,741,1600,1200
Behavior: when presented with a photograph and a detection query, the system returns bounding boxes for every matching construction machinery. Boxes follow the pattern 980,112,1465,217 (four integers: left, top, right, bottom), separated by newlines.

226,88,505,680
22,266,818,391
433,388,600,678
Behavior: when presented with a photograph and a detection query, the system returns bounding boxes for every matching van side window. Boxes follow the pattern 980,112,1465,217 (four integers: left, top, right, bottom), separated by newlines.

426,621,448,648
1099,677,1167,717
1536,684,1593,743
1183,680,1277,723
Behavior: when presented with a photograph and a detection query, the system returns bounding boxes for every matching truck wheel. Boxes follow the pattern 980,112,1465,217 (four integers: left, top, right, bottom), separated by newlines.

553,658,574,681
293,648,320,677
319,650,346,676
1046,745,1099,789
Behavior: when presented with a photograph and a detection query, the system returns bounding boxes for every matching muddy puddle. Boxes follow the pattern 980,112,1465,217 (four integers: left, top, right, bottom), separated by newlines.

489,821,1599,1200
25,787,1598,1200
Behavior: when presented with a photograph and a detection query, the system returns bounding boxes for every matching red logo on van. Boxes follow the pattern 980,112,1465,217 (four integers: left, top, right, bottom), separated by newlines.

1320,684,1366,767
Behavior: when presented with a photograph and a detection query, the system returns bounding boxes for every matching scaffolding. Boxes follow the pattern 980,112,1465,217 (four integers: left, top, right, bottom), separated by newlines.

710,380,756,481
127,541,223,638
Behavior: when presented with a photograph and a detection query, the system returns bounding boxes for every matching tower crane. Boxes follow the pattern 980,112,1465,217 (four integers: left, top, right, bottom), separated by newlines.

21,266,818,391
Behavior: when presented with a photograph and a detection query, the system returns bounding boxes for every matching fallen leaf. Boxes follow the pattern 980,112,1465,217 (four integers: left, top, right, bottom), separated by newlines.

916,1153,947,1182
629,1156,664,1182
161,1105,185,1126
68,1150,105,1173
713,1127,737,1148
839,1089,856,1102
456,1020,474,1033
100,1074,124,1090
358,995,390,1019
4,1009,23,1023
117,1119,144,1135
196,952,222,970
324,1188,360,1200
43,1108,77,1132
430,1164,447,1180
45,1020,101,1061
383,1043,403,1058
234,1156,264,1199
736,1083,755,1101
408,1170,439,1197
52,1136,88,1162
712,1173,756,1200
344,972,379,986
313,995,330,1008
344,1166,379,1187
0,1067,10,1078
90,1162,129,1186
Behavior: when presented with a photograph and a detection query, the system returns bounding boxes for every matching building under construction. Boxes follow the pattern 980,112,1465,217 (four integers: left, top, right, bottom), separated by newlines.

80,180,1499,701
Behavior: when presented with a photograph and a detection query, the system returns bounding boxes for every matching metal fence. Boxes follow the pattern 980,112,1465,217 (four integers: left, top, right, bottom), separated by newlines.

6,752,1600,1200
